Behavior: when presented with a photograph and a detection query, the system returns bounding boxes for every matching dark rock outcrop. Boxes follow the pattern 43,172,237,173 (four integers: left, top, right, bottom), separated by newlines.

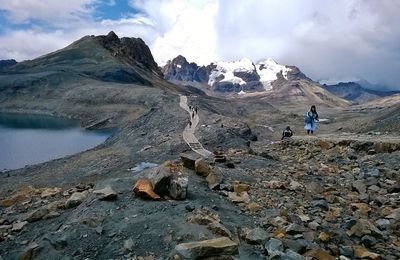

0,59,17,69
162,55,210,85
96,31,162,75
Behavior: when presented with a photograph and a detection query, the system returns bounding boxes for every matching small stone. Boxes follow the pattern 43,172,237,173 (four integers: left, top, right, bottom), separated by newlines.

361,235,377,248
316,140,333,150
284,249,305,260
185,204,195,212
353,245,380,259
304,249,335,260
186,208,220,225
206,170,222,190
351,203,370,215
25,207,49,223
40,187,61,198
266,180,287,189
386,208,400,220
11,221,28,232
233,182,250,193
375,219,390,230
346,219,382,238
339,245,353,257
265,238,284,256
245,202,262,213
245,227,269,245
227,191,250,204
352,180,366,194
95,226,103,235
311,199,329,211
65,191,88,209
305,182,324,194
174,237,238,259
93,185,117,200
318,232,330,242
194,159,211,177
207,222,232,238
0,224,12,232
286,223,306,235
288,180,303,191
283,239,308,253
387,183,400,193
123,238,134,251
19,242,40,260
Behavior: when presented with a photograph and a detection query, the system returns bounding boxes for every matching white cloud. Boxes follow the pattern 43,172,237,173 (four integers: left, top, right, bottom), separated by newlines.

0,0,399,88
0,0,96,24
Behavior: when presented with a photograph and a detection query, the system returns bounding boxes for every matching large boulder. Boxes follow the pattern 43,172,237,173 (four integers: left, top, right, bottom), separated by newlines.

134,161,188,200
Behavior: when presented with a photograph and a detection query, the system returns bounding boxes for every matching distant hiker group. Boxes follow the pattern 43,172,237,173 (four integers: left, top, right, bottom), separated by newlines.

188,105,198,128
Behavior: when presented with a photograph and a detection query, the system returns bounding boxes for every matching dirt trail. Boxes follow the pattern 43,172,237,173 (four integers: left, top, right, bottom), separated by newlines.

179,95,212,157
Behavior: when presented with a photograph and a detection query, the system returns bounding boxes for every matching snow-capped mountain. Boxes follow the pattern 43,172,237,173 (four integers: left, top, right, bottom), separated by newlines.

162,55,349,106
163,56,297,93
256,58,291,90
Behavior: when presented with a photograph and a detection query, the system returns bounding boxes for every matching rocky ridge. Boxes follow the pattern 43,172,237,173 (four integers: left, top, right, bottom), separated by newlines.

0,59,17,69
322,82,399,104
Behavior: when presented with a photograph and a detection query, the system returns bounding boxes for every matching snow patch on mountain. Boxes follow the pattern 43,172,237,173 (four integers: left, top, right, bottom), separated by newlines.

208,58,255,86
256,58,291,90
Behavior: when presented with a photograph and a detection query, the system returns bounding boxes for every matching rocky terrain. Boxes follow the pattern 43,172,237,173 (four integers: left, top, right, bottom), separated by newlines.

0,32,399,259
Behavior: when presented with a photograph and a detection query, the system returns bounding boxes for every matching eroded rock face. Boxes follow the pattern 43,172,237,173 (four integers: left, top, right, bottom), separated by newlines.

97,31,161,75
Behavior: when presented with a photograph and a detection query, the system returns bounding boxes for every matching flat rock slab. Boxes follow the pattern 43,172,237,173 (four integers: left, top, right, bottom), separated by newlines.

174,237,238,259
180,152,201,170
93,185,118,200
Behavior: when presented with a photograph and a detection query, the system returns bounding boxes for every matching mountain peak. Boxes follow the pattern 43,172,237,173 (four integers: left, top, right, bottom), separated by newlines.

0,59,17,69
106,31,120,43
94,32,160,75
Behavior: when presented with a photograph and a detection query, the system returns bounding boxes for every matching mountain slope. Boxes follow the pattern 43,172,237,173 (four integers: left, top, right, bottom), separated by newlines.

0,32,201,127
163,55,349,106
322,82,399,103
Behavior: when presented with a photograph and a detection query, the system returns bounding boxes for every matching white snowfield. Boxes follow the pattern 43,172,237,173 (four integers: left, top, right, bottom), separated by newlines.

256,58,291,91
207,57,291,92
208,58,255,86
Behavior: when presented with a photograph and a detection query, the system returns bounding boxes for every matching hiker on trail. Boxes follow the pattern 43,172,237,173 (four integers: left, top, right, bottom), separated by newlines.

281,126,293,140
189,105,192,111
304,105,319,135
195,107,198,114
192,111,194,119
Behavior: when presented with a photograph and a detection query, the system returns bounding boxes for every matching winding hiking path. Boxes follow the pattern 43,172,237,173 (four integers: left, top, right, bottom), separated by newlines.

179,95,212,157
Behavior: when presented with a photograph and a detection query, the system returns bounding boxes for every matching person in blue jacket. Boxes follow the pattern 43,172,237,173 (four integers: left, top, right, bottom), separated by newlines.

304,105,319,135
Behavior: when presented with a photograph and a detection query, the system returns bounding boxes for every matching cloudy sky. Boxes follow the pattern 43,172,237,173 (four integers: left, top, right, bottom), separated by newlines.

0,0,399,89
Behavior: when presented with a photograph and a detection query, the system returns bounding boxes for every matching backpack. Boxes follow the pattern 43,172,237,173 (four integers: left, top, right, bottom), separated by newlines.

283,130,293,137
